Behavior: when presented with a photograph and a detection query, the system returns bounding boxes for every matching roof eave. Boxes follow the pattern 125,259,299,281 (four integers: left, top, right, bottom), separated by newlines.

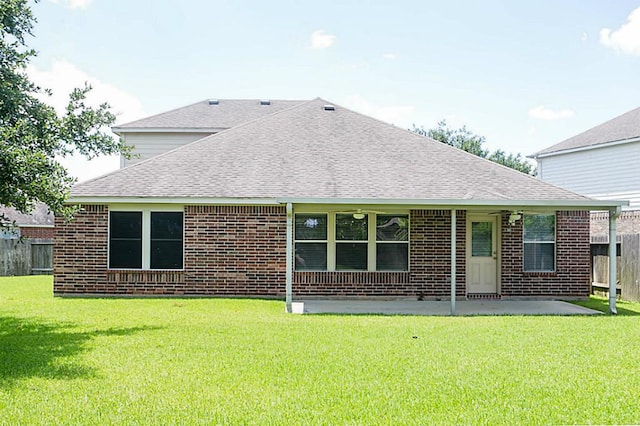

66,196,628,211
530,136,640,159
111,127,228,135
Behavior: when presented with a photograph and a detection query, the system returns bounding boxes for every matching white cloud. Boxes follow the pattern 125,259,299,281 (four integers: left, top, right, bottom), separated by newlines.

580,32,588,42
382,53,398,60
528,105,574,120
343,95,416,127
48,0,92,9
26,59,145,182
310,30,336,50
600,7,640,55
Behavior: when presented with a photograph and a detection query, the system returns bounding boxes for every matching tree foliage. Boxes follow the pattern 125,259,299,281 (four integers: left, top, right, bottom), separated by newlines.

0,0,131,223
412,120,535,175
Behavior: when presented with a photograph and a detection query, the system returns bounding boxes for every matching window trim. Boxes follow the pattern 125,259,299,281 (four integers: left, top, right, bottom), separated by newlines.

523,213,556,273
108,206,185,270
294,211,410,272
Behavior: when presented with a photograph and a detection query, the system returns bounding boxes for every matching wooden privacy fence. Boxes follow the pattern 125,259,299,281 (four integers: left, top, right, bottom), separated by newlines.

592,233,640,302
0,238,53,276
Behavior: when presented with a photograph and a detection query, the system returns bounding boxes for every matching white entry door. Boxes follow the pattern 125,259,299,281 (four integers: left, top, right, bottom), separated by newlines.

467,215,498,294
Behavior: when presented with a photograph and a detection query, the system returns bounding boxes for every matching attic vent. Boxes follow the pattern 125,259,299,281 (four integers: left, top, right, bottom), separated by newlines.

208,99,219,105
323,104,335,111
260,99,271,106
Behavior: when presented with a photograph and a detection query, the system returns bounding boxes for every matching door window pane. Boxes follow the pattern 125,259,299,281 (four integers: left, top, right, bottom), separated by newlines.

471,221,492,257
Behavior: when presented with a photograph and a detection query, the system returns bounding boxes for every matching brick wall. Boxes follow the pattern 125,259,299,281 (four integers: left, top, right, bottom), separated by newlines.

184,205,286,296
408,209,466,298
54,205,109,294
501,211,590,297
21,226,54,239
53,206,590,298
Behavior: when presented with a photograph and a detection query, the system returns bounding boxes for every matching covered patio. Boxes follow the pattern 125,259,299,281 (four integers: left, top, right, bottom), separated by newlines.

292,299,601,316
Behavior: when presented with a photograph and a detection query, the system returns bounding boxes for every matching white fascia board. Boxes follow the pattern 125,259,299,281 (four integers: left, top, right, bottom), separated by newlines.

67,196,628,211
111,127,227,135
530,136,640,159
278,197,629,210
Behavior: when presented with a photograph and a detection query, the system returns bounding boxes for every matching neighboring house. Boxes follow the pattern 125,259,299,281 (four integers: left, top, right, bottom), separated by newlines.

530,106,640,209
113,99,305,168
1,204,54,276
0,204,54,240
531,107,639,302
54,98,624,312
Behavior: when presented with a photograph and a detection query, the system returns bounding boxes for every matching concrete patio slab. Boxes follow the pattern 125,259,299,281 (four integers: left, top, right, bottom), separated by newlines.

296,300,601,316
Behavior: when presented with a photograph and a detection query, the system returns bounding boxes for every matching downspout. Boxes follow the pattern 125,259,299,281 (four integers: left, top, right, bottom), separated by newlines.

285,202,293,313
608,207,621,314
451,209,457,316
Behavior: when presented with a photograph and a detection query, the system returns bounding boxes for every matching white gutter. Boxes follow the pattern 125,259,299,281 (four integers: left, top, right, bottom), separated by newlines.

530,136,640,159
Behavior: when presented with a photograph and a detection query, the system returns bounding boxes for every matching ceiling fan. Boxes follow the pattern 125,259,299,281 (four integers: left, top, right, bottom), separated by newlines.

333,208,387,220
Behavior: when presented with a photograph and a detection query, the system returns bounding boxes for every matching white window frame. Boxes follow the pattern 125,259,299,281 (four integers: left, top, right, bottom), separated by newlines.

108,205,185,270
294,211,409,272
523,213,556,272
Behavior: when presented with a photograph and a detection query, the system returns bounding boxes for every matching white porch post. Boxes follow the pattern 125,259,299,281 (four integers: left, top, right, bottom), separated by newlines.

285,202,293,313
608,207,620,314
451,209,457,316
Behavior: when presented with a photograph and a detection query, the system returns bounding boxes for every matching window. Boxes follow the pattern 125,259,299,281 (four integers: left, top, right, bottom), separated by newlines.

294,212,409,271
523,214,555,272
109,212,142,268
150,212,183,269
109,210,183,270
376,215,409,270
295,214,327,270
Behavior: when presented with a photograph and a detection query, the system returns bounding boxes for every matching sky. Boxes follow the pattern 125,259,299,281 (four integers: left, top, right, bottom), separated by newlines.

25,0,640,182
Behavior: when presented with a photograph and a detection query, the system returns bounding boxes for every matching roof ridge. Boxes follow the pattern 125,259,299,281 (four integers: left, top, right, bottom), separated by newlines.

113,99,206,128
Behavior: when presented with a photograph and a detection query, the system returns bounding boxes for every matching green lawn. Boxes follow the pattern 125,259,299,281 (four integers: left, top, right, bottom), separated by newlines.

1,276,639,425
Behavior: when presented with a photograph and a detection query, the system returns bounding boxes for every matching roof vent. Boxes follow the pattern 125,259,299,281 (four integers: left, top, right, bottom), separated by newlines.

260,99,271,106
323,104,335,111
208,99,219,105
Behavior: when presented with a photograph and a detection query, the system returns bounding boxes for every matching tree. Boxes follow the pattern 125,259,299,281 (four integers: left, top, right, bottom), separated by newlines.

412,120,535,175
0,0,131,224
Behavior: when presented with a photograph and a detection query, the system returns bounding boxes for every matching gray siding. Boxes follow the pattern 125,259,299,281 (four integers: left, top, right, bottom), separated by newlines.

121,132,214,167
537,140,640,209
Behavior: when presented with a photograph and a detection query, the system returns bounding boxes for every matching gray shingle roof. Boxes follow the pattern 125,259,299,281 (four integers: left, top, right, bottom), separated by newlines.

74,98,590,202
113,99,306,130
0,203,54,226
533,106,640,156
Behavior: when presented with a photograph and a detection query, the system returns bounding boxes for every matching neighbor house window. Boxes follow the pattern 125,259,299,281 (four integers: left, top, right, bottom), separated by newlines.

294,212,409,271
109,210,183,270
295,214,327,270
523,214,555,272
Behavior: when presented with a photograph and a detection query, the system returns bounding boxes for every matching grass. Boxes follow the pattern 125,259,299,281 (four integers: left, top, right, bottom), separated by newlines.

1,276,640,425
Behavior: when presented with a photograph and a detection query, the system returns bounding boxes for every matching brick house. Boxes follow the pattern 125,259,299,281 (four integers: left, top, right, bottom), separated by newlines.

54,98,625,311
